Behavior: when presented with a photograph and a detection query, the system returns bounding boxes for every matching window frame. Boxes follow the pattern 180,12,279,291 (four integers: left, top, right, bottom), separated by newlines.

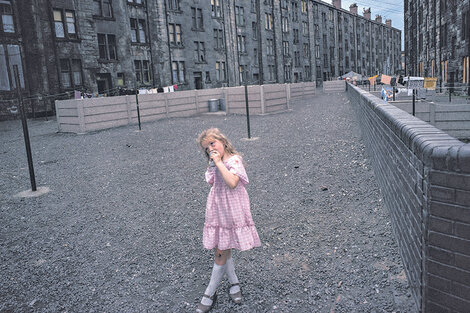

93,0,113,19
0,0,15,34
98,33,117,61
53,8,78,40
59,58,83,90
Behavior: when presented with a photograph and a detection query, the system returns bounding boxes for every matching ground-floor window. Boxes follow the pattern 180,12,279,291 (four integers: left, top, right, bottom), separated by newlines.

0,44,24,91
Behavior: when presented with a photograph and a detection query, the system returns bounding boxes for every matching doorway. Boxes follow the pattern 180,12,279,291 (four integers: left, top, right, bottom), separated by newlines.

96,73,112,95
194,72,203,90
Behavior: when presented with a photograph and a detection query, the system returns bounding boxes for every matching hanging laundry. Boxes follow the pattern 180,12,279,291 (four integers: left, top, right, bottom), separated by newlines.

424,77,437,90
381,74,392,85
74,90,82,99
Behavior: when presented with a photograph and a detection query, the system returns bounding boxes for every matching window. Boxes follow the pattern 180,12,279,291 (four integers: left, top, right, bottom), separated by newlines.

254,48,258,65
441,60,447,83
302,21,308,36
463,56,469,84
237,35,246,53
0,0,14,33
192,7,203,30
315,45,320,58
117,72,125,86
267,38,274,55
235,6,245,26
135,60,150,85
98,33,117,60
323,54,328,67
294,51,300,67
130,18,146,43
282,16,288,33
211,0,221,17
239,65,246,82
53,9,77,39
284,65,291,81
265,13,273,30
93,0,113,18
268,64,275,81
59,59,82,89
0,45,24,90
304,66,310,80
194,41,206,62
292,2,298,22
303,43,309,58
301,0,307,14
293,29,299,44
213,28,224,49
169,23,182,45
172,61,185,83
283,41,289,56
168,0,180,10
205,71,211,83
252,22,258,40
216,61,226,81
127,0,143,4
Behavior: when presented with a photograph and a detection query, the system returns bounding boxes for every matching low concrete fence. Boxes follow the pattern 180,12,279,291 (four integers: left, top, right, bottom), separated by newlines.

390,100,470,140
348,83,470,313
323,80,346,93
55,82,315,134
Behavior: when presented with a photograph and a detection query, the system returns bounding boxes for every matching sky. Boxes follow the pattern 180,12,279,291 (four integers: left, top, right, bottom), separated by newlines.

335,0,405,49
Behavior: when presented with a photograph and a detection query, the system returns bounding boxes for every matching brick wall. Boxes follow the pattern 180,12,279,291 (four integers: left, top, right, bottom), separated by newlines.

348,84,470,312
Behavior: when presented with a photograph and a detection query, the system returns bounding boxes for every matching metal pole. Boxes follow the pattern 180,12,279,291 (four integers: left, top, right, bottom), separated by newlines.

449,86,452,103
14,65,37,191
393,87,396,101
244,72,251,139
134,78,142,131
43,95,48,121
412,89,416,116
369,81,370,92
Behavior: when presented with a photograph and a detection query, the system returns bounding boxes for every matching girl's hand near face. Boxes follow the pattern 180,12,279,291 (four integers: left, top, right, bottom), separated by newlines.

210,151,222,165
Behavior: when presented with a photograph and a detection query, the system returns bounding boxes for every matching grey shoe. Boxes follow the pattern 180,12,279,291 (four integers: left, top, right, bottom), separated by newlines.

228,283,242,304
196,293,217,313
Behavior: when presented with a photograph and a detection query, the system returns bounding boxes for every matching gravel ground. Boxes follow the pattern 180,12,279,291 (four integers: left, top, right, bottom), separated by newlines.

0,90,416,312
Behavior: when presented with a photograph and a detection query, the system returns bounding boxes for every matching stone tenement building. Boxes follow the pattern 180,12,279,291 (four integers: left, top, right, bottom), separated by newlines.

1,0,401,117
404,0,470,91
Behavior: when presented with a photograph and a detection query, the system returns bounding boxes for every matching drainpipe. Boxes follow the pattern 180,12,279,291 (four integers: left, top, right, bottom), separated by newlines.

163,0,173,87
145,0,156,87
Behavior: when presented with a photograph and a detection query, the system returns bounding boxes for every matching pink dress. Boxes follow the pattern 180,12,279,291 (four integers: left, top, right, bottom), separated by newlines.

203,155,261,251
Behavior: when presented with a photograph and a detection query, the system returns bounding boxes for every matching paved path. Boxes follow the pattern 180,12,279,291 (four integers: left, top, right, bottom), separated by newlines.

0,90,416,312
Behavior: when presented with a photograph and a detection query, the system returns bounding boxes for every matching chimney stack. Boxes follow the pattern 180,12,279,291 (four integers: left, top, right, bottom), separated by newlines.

375,15,382,23
386,19,392,27
349,3,358,15
363,7,371,20
332,0,341,10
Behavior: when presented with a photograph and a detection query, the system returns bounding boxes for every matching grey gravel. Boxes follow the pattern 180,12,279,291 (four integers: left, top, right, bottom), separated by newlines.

0,90,416,312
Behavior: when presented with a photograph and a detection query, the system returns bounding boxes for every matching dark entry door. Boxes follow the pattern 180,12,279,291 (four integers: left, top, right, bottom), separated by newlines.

96,73,112,95
194,72,203,90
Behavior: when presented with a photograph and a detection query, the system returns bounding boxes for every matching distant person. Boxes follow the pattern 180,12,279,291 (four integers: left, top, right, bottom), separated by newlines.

195,128,261,313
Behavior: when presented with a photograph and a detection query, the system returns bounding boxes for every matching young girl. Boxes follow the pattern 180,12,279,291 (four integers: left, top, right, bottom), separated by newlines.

196,128,261,313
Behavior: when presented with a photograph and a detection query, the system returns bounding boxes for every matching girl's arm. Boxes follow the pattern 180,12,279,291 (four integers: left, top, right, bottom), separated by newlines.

215,161,239,189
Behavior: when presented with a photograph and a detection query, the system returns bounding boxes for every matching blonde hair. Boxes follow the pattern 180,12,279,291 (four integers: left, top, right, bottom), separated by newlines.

197,128,239,160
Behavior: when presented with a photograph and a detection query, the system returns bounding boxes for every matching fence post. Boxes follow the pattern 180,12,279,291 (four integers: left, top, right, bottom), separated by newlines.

260,85,265,114
286,83,291,110
125,95,132,125
429,101,436,125
77,101,85,133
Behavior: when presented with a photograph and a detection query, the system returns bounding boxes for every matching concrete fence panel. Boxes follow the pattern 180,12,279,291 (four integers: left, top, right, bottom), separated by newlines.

323,80,346,93
390,100,470,140
55,82,313,133
348,83,470,313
